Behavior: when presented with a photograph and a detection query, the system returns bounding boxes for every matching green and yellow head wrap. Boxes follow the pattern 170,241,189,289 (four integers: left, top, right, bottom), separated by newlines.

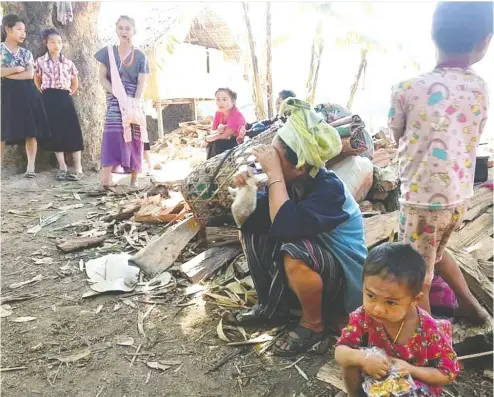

277,98,342,177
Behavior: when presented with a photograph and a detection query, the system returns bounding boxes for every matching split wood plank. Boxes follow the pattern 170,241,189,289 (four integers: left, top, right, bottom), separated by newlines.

130,216,200,277
477,260,493,281
111,201,141,221
316,360,346,392
449,212,493,251
56,236,106,253
450,248,493,314
206,227,240,246
464,236,494,261
363,210,399,247
180,246,242,283
134,193,185,224
464,187,493,221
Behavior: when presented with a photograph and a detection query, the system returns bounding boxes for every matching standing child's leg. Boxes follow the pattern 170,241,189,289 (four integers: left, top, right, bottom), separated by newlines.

144,150,152,172
398,205,436,313
341,366,363,397
1,141,5,162
101,166,113,187
72,151,83,174
25,137,37,175
130,171,139,188
55,152,67,181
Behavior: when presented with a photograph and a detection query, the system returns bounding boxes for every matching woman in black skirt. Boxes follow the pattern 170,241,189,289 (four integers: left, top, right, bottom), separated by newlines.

34,28,84,181
1,14,50,178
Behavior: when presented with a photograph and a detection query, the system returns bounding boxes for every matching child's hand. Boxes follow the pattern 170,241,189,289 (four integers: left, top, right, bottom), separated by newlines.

391,358,411,374
14,66,25,73
218,124,226,132
362,352,390,379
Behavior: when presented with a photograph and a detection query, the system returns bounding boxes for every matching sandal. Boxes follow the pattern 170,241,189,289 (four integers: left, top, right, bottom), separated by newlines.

56,169,67,181
224,307,290,326
272,324,324,357
66,172,83,181
24,171,36,178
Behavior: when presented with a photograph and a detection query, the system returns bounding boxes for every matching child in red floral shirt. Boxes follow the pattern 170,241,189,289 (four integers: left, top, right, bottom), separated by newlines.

335,243,459,397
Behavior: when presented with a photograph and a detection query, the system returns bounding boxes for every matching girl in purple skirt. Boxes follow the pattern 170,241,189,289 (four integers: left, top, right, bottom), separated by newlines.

95,15,149,188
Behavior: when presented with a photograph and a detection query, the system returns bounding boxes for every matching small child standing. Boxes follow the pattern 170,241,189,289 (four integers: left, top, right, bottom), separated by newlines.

335,243,459,397
35,28,84,181
388,2,492,322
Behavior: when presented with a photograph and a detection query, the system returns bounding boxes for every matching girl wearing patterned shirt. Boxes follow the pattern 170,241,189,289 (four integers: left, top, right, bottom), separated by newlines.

335,243,459,397
1,14,50,177
388,2,492,324
35,28,84,181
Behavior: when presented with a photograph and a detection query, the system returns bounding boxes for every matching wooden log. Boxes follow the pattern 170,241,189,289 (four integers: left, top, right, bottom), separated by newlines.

180,246,242,283
56,236,106,253
450,248,493,314
363,211,399,247
449,212,493,250
464,187,493,221
206,227,240,246
316,360,346,393
130,216,200,277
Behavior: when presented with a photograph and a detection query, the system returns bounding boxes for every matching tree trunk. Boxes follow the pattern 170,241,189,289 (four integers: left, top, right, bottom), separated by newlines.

1,2,105,169
242,2,266,121
347,48,368,110
305,21,324,105
265,2,273,119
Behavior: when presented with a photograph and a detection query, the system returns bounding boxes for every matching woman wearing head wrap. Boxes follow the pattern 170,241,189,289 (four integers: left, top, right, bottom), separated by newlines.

226,98,367,356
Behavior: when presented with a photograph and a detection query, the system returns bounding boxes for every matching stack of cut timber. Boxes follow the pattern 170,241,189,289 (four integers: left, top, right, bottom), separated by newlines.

361,129,400,214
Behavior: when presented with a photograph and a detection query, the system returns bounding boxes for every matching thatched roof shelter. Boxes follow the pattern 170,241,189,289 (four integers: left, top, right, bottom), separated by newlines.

139,5,240,61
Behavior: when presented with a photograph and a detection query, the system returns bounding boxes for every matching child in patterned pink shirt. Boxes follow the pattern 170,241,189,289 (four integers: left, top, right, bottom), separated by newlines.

335,243,459,397
388,2,492,323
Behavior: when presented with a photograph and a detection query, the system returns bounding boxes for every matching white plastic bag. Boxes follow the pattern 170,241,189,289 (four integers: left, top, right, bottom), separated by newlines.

330,156,374,203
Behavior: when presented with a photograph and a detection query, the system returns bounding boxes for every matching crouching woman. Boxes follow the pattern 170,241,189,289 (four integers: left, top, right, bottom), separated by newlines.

226,98,367,357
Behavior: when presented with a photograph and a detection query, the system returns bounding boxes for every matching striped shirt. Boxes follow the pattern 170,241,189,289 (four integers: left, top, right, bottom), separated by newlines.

35,53,78,91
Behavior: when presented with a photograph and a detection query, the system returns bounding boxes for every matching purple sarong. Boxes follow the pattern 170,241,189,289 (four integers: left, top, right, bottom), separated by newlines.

100,80,142,173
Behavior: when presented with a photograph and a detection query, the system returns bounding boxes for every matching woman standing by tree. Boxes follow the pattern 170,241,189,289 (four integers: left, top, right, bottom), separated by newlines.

1,14,50,177
95,15,149,188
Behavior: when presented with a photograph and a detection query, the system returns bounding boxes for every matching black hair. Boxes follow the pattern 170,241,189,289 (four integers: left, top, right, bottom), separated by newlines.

432,2,493,53
278,90,296,101
1,14,25,42
41,28,61,42
275,136,298,166
215,87,237,102
116,15,136,31
364,242,426,296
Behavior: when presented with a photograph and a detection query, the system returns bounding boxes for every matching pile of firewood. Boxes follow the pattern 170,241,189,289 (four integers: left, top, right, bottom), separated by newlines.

150,116,213,161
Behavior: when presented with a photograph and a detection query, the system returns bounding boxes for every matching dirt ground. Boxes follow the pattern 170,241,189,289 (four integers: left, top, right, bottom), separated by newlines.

1,169,492,397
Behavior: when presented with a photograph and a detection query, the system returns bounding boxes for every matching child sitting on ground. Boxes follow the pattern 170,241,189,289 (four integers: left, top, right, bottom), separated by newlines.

388,1,492,322
335,243,459,397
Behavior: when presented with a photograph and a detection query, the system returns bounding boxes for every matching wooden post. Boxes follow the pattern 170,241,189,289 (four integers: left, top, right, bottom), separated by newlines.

266,2,273,119
191,98,197,121
156,101,164,139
